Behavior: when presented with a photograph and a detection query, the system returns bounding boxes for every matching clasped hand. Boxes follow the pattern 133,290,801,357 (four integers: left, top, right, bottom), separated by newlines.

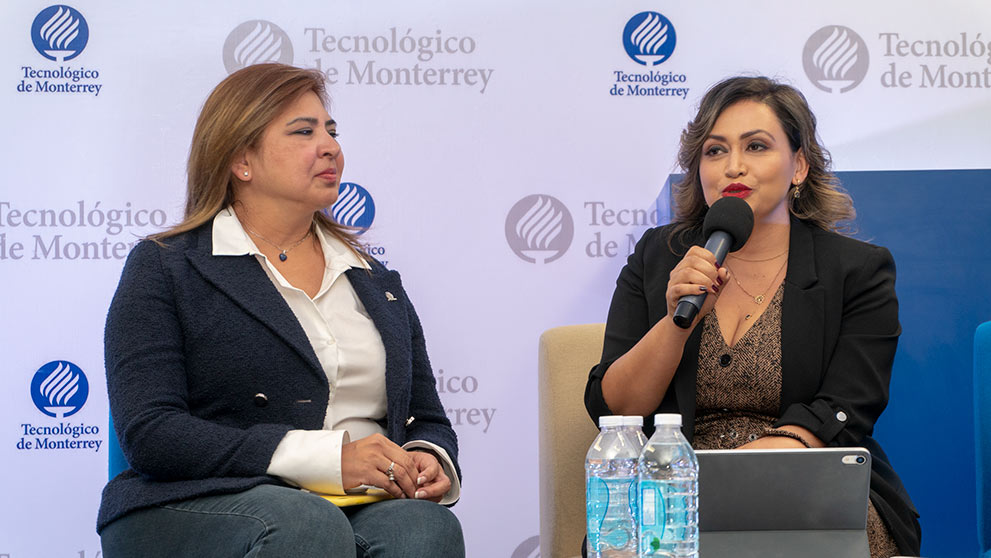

341,433,450,503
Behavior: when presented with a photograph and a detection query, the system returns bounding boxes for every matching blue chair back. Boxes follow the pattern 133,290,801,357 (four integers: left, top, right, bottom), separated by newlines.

976,321,991,557
108,414,129,479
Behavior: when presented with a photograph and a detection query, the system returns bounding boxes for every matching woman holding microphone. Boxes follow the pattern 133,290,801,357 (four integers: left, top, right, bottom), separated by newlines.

585,76,920,557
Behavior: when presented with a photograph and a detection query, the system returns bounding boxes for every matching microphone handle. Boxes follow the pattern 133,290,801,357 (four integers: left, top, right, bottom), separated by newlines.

672,231,733,329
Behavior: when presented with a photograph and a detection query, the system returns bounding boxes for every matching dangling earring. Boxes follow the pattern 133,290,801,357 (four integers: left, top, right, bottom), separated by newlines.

792,186,801,199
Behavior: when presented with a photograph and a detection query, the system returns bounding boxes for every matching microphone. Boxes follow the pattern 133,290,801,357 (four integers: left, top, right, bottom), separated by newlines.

672,196,754,329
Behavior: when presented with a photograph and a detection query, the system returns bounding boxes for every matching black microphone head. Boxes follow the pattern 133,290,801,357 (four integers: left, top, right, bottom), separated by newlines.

702,197,754,252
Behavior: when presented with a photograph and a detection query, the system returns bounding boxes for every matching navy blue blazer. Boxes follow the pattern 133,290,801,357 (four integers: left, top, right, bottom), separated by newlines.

98,223,459,532
585,218,921,555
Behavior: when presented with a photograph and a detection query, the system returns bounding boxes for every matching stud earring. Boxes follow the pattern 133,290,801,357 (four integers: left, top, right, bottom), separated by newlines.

243,171,249,177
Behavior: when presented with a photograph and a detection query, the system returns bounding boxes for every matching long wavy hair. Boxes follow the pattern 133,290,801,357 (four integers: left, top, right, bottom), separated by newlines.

151,63,361,254
670,76,855,247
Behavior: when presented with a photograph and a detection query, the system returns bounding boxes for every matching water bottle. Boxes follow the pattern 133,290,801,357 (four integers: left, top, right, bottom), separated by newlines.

622,416,648,452
638,414,699,558
586,415,639,558
621,416,647,532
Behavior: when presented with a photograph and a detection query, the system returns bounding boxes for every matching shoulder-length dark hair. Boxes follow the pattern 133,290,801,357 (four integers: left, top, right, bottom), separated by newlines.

151,63,361,255
670,76,855,245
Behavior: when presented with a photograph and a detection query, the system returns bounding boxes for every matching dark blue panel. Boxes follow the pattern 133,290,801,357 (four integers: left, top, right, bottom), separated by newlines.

838,169,991,558
662,169,990,556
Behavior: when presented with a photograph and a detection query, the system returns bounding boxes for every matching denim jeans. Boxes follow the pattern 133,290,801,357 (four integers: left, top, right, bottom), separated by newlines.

100,484,465,558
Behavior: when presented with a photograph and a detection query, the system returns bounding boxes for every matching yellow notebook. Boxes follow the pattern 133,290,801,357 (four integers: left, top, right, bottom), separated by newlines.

313,487,393,507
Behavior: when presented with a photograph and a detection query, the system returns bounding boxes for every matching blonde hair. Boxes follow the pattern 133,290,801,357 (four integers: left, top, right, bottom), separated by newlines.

671,76,855,246
152,63,362,255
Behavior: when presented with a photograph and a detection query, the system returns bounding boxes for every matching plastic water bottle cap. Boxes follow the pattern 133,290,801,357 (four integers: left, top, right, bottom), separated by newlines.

654,413,683,427
598,415,624,428
621,416,643,427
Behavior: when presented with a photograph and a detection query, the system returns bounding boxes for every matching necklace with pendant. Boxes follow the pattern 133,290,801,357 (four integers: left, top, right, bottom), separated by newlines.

725,255,788,320
242,223,313,262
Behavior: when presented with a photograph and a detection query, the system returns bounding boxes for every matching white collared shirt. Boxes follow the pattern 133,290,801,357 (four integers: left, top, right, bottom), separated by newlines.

212,208,459,504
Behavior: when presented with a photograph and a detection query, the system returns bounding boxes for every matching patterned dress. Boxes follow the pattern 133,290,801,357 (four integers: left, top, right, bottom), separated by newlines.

693,285,900,558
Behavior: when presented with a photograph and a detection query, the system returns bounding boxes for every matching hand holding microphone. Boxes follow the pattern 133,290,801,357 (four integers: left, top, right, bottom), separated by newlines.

671,197,754,329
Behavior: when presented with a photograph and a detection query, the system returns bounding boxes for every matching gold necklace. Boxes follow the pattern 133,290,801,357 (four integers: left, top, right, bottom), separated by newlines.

725,257,788,306
727,248,789,263
242,223,313,262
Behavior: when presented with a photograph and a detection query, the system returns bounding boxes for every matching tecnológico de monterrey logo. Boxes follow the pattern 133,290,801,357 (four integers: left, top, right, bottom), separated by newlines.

505,194,574,264
31,5,89,62
31,360,89,418
330,182,376,233
623,12,677,66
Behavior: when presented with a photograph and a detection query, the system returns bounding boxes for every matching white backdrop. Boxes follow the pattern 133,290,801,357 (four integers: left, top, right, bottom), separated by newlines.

3,1,990,556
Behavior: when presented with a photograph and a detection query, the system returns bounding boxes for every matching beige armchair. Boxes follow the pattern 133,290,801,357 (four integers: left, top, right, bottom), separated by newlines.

538,323,606,558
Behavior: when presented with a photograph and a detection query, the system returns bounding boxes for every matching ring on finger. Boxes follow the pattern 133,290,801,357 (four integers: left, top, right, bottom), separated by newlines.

387,461,395,482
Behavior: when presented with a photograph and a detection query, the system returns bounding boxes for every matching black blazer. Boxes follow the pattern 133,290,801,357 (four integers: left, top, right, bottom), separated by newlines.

98,223,459,532
585,218,921,555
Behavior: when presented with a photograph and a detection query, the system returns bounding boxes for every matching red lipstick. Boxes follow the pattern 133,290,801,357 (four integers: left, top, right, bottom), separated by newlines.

721,183,752,198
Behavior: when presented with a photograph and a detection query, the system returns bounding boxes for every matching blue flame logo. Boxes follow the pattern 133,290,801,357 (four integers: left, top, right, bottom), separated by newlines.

623,12,677,66
329,182,376,233
31,5,89,62
31,361,89,418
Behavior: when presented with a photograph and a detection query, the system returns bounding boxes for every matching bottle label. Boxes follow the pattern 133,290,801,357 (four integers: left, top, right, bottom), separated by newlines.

639,477,698,555
586,476,609,545
641,486,656,526
587,476,636,554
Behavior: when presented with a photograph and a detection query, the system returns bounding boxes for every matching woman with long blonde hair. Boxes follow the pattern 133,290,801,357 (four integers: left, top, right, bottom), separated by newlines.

99,63,464,557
